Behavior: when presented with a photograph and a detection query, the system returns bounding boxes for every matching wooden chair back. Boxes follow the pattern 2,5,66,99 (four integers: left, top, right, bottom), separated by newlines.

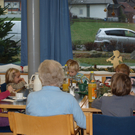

8,112,75,135
86,113,135,135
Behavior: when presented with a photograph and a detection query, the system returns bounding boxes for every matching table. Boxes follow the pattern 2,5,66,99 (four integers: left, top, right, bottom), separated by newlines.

1,86,135,115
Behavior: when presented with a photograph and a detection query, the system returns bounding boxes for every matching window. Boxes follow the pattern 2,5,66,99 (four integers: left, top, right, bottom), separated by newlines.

105,30,125,36
125,30,135,37
69,2,135,68
79,9,83,15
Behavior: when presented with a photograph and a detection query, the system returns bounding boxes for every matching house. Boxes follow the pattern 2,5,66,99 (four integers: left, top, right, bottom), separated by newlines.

4,0,21,14
69,0,113,19
118,2,135,23
107,3,121,21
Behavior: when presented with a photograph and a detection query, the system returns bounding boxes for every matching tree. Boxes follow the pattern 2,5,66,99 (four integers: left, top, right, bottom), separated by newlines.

0,5,20,64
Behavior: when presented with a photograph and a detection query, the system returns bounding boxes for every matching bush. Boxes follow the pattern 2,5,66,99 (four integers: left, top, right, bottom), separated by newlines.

0,6,20,63
84,42,94,51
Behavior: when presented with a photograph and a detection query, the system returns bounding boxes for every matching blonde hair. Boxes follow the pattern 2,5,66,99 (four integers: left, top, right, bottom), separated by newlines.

68,60,79,72
6,68,20,84
38,60,65,87
66,59,74,67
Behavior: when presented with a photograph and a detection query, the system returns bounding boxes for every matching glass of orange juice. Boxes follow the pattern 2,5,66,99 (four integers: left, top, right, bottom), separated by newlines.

62,83,69,92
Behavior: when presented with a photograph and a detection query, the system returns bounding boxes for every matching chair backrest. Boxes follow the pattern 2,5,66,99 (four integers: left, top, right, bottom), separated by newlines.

8,112,75,135
1,83,7,92
86,113,135,135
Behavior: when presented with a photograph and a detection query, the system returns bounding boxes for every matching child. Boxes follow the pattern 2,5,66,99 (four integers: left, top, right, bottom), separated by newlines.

66,59,74,67
68,60,87,83
0,85,14,127
5,68,26,90
105,63,135,85
92,73,135,117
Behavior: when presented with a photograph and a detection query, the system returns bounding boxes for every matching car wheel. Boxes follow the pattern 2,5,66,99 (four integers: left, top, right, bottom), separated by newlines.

101,42,114,52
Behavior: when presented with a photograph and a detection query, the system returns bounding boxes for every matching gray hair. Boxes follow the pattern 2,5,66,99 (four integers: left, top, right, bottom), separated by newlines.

38,60,65,87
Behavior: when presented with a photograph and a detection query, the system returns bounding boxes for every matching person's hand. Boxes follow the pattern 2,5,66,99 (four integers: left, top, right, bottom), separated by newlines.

19,78,25,83
131,78,135,85
21,78,25,82
7,85,14,93
105,79,111,83
130,91,135,96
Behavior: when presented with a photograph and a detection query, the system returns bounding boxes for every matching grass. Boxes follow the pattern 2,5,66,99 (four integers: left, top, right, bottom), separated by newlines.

71,19,135,66
74,57,135,66
5,18,21,21
73,51,135,66
2,18,135,66
70,19,135,44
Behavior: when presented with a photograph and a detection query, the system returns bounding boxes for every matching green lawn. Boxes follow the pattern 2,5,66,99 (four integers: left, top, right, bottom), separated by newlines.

70,20,135,44
71,19,135,66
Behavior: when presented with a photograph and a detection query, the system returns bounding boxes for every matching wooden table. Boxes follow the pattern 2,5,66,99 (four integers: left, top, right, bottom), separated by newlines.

0,93,96,117
0,100,26,117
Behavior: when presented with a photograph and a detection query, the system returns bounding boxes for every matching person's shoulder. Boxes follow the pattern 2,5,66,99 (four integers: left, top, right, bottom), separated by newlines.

27,91,39,99
61,92,76,101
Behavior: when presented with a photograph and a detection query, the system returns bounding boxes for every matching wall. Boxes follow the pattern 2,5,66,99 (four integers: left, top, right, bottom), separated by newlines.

90,5,107,19
69,5,87,18
0,0,4,7
69,4,107,19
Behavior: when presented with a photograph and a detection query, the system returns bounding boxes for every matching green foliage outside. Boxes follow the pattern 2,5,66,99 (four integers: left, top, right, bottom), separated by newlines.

70,19,135,45
70,19,135,67
118,7,126,22
0,5,20,63
73,51,135,66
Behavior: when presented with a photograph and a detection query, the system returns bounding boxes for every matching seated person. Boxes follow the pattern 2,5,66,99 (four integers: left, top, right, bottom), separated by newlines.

5,68,26,90
26,60,86,129
92,73,135,117
66,59,74,67
0,85,14,127
68,60,88,83
1,83,7,92
105,63,135,85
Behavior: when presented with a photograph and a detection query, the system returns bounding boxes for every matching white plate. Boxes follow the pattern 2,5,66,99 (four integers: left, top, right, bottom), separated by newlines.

8,96,27,101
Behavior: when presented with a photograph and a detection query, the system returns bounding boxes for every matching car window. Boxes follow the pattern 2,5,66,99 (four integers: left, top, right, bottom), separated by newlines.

105,30,125,36
125,30,135,37
96,29,101,35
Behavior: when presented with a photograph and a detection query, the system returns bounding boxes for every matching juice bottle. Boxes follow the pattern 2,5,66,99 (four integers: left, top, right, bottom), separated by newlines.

88,71,97,102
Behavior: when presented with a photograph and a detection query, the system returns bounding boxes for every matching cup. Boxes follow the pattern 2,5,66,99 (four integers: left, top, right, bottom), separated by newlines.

16,93,23,99
79,83,87,91
29,84,34,93
62,83,69,92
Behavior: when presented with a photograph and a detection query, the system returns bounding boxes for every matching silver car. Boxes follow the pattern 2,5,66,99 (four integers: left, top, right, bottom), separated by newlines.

94,28,135,52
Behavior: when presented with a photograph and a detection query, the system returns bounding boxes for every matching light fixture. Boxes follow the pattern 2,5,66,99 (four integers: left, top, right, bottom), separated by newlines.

104,8,107,12
111,11,115,16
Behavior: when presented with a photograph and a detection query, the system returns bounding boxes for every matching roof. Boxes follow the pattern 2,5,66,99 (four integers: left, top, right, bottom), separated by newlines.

99,28,135,32
69,0,113,5
108,4,121,9
117,0,135,8
119,2,135,13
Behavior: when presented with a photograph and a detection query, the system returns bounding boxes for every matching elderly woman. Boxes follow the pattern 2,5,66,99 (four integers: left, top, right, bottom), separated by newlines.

26,60,86,129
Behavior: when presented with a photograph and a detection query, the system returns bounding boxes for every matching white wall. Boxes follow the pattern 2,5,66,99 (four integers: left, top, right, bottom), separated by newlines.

69,4,107,19
90,5,107,19
69,5,87,18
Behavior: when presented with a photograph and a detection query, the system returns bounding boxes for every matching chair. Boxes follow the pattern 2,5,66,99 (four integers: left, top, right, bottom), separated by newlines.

1,83,7,92
8,112,80,135
86,113,135,135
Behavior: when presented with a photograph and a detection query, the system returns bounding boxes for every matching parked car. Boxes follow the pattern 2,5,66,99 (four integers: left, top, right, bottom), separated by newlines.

4,21,21,47
94,28,135,53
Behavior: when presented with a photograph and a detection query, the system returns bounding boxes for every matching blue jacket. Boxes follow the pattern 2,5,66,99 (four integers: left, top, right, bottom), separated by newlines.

26,86,86,129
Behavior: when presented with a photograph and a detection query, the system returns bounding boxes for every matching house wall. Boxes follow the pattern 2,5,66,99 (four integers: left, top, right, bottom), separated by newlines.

0,0,4,7
69,5,87,18
90,5,107,19
69,4,107,19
